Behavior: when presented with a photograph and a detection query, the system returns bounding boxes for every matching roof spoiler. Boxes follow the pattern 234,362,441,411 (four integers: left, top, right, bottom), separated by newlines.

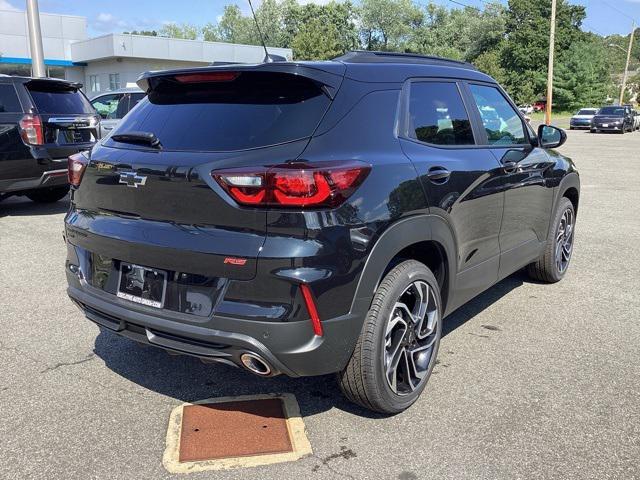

136,62,346,99
25,78,83,91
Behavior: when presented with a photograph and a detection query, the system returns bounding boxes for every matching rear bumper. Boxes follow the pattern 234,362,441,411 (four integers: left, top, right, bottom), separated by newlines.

0,167,68,194
68,281,362,377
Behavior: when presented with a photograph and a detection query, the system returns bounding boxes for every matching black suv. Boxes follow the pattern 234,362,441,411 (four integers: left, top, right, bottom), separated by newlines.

64,52,579,413
0,76,98,203
590,105,635,134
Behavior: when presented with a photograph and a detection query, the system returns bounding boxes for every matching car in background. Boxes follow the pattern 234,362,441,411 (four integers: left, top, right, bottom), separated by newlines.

518,104,533,115
569,108,598,130
533,100,546,112
90,87,145,138
591,105,635,134
0,75,98,203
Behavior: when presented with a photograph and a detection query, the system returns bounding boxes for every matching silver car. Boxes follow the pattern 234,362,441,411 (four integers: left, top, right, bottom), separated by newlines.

90,87,145,138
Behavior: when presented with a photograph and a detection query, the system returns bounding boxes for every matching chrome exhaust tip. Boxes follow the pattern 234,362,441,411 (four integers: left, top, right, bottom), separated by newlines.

240,353,272,376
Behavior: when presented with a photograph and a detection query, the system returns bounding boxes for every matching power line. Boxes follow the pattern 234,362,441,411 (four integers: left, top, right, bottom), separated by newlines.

445,0,482,13
596,0,638,23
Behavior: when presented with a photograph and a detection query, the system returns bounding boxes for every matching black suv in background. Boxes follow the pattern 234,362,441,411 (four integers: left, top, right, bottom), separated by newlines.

65,52,580,413
591,105,635,134
0,76,98,203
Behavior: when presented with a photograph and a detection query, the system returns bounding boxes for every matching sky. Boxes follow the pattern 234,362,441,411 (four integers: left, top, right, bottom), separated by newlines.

0,0,638,38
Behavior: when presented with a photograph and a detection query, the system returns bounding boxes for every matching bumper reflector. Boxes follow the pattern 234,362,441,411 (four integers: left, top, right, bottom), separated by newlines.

300,284,323,337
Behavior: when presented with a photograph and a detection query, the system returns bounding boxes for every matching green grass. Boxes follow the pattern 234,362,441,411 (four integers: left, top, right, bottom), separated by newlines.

528,111,573,128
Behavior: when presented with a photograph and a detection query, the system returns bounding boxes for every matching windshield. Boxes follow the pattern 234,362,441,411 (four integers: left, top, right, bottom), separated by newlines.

27,84,94,114
598,107,625,116
109,71,331,152
577,109,597,115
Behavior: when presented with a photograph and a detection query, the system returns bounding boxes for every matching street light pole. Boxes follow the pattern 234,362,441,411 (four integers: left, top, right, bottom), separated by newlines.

545,0,557,126
26,0,46,78
619,22,635,106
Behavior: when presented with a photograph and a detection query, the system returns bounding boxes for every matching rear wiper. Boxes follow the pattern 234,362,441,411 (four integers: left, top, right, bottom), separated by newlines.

111,131,162,149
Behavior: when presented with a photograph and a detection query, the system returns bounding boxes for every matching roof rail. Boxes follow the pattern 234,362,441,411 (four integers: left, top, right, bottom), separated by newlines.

333,50,477,70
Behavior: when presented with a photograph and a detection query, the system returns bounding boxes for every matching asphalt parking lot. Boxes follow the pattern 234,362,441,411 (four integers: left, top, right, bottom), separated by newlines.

1,129,639,480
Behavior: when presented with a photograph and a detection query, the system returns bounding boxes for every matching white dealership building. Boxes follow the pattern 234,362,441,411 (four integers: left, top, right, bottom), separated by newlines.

0,7,291,96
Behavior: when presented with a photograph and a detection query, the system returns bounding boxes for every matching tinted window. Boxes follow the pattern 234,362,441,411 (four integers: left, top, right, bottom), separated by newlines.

129,93,145,111
408,82,474,146
577,109,597,115
27,84,93,114
110,72,331,152
599,106,625,116
0,84,21,113
469,84,526,145
91,94,125,119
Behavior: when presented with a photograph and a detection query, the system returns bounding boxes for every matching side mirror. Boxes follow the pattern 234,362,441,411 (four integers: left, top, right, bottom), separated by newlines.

537,124,567,149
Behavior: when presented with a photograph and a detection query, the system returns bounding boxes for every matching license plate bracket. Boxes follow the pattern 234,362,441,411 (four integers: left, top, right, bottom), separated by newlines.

117,262,167,308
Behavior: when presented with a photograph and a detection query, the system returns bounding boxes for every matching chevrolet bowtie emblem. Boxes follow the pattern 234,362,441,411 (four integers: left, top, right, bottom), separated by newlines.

119,171,147,188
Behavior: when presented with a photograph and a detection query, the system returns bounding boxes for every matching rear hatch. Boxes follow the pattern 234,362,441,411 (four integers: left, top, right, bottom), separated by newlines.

68,65,344,281
26,79,98,157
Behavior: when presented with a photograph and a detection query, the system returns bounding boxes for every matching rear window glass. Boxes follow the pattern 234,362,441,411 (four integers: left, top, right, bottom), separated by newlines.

0,84,21,112
27,83,94,114
109,72,330,151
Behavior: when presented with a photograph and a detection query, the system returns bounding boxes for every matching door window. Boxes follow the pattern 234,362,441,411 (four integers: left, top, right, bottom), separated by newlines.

91,94,125,119
408,82,475,146
469,84,527,146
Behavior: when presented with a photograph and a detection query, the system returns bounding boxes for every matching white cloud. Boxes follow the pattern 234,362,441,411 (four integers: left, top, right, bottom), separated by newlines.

0,0,19,11
91,12,157,33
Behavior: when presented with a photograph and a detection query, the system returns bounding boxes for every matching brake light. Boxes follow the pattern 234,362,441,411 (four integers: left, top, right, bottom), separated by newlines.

68,151,89,187
19,114,44,145
212,161,370,208
173,72,240,83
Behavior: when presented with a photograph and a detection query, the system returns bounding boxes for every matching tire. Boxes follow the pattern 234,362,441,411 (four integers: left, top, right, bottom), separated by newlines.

26,186,70,203
528,197,575,283
590,129,597,133
337,260,442,414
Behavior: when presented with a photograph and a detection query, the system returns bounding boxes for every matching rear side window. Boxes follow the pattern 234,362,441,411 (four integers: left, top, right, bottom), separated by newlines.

27,83,94,114
469,84,527,146
408,82,474,146
0,84,21,113
91,94,126,119
110,72,331,152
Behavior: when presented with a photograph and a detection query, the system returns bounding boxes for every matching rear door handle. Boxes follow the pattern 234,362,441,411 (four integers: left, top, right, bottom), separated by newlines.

427,167,451,184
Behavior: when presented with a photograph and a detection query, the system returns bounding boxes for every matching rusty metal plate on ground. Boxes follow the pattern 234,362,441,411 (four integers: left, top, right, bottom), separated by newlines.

163,393,312,473
179,398,293,462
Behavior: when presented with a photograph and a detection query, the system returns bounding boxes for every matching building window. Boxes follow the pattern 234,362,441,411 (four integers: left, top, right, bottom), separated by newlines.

89,75,100,93
109,73,121,91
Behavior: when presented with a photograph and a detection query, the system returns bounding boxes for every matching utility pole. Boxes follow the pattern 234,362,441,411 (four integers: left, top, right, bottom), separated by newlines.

26,0,46,78
545,0,557,126
619,22,635,106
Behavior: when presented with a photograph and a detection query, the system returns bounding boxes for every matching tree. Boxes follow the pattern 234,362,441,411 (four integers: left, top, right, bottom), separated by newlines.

123,30,159,36
474,49,507,85
501,0,587,103
292,17,343,60
159,22,199,40
554,40,610,110
360,0,422,51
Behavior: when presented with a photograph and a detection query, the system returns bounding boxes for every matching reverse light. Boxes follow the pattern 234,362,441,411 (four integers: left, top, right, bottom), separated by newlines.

212,161,370,208
68,151,89,187
19,114,44,145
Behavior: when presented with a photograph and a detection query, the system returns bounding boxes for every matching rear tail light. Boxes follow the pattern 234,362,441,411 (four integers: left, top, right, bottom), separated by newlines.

19,114,44,145
68,151,89,187
212,161,370,208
